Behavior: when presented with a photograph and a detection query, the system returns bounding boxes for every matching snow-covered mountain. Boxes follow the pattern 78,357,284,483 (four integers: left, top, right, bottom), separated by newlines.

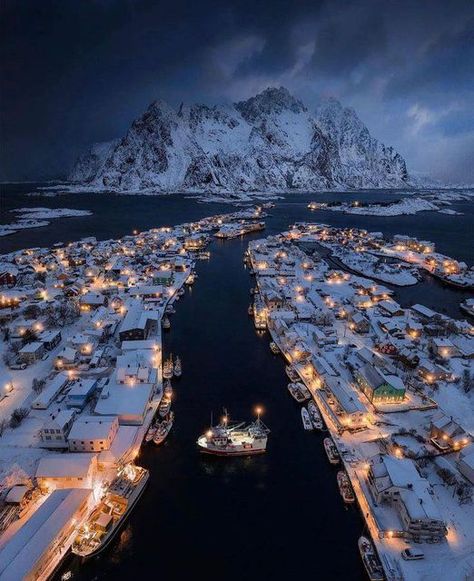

69,87,410,193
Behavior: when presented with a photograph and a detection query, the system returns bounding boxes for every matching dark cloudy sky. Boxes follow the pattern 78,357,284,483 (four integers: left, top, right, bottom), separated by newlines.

1,0,473,182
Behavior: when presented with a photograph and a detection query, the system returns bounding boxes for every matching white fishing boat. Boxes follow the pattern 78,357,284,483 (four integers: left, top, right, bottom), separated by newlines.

323,437,340,465
144,424,157,443
285,365,300,382
307,401,324,430
163,356,174,379
287,383,306,403
72,465,149,558
174,356,182,377
358,536,385,581
301,407,313,430
185,273,196,285
159,394,172,418
269,341,280,354
164,379,173,396
162,316,171,330
197,409,269,456
337,471,355,503
153,412,174,445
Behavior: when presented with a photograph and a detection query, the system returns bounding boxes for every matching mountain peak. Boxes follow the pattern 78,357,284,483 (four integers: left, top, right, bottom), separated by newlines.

235,86,306,122
70,88,411,192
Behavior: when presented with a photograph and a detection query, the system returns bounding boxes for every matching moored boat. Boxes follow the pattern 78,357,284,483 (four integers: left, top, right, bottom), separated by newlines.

153,412,174,445
163,356,174,379
269,341,280,354
72,465,149,558
285,365,300,382
144,424,157,443
287,382,311,402
185,272,196,285
162,316,171,330
324,437,340,465
307,401,324,430
159,394,172,418
358,536,385,581
301,407,313,430
337,471,355,503
287,383,306,403
174,356,182,377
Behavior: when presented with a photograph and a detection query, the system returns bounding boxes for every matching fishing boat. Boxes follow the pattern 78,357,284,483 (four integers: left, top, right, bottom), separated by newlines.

153,412,174,445
269,341,280,354
165,305,176,315
178,287,185,296
301,407,313,430
358,536,385,581
307,401,324,430
159,394,172,418
287,382,311,402
162,316,171,330
323,437,340,465
163,356,174,379
164,379,173,396
285,365,300,382
144,424,157,443
174,356,182,377
72,464,149,558
287,383,306,403
185,273,196,285
248,305,254,316
337,471,355,503
197,410,269,456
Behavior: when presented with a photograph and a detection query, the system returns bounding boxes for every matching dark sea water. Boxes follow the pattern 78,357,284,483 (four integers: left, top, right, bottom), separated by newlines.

0,184,472,581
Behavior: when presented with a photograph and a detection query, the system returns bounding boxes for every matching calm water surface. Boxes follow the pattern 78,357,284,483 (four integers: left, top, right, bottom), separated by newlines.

1,184,472,580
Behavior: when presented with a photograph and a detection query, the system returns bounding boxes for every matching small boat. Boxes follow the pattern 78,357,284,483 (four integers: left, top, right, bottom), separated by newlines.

165,305,176,315
337,471,355,503
358,536,385,581
164,379,173,396
178,288,185,296
185,273,196,285
159,396,172,418
287,382,310,403
162,316,171,330
248,305,254,316
145,424,157,443
153,412,174,445
174,356,182,377
301,407,313,430
269,342,280,354
324,437,340,465
285,365,299,382
163,356,174,379
307,401,324,430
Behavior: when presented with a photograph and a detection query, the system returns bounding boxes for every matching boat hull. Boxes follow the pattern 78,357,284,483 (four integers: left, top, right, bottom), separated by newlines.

198,446,266,456
72,470,149,559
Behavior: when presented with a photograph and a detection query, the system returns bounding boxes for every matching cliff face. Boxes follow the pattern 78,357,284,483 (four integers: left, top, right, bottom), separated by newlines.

69,87,409,192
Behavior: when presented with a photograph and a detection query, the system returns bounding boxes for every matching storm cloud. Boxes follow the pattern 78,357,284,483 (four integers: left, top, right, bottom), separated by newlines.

1,0,473,182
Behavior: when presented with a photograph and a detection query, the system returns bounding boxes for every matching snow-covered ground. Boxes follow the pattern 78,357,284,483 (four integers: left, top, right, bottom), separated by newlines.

0,207,92,237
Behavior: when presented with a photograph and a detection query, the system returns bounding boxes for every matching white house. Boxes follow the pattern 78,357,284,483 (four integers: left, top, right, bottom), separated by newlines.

68,415,119,452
